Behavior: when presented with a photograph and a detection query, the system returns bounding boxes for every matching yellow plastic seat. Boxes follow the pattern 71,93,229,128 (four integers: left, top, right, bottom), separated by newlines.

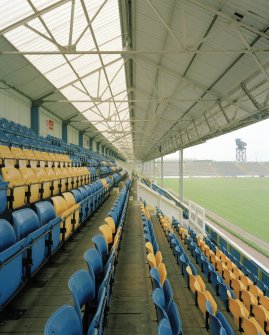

189,274,198,294
249,284,264,300
104,217,116,234
48,153,58,167
229,298,249,328
60,167,72,191
232,267,244,279
253,304,269,333
51,195,73,240
41,152,51,167
23,149,38,168
240,275,253,289
197,289,217,318
33,150,46,167
241,315,266,335
145,242,154,254
0,145,15,167
99,224,113,245
158,262,167,285
147,253,156,269
260,295,269,312
53,167,66,193
10,147,28,168
62,192,80,230
45,168,59,195
231,278,246,299
2,167,26,209
241,289,258,313
155,251,163,267
223,269,236,286
19,168,41,204
34,168,53,199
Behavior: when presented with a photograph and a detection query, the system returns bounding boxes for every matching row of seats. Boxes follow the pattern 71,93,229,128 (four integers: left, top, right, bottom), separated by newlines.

0,145,71,168
156,208,234,335
140,201,183,335
192,229,269,334
206,238,269,296
0,117,120,170
0,176,115,310
44,178,132,334
1,166,91,210
176,220,267,334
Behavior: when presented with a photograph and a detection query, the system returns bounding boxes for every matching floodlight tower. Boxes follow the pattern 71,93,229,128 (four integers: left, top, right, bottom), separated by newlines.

235,138,247,162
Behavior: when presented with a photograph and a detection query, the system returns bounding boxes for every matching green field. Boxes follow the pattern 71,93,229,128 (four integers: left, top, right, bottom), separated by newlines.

156,177,269,244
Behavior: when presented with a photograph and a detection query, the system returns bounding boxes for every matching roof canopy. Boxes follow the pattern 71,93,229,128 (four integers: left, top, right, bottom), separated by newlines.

1,0,269,160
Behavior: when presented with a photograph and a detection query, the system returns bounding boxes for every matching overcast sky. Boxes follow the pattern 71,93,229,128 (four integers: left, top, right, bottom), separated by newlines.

165,118,269,162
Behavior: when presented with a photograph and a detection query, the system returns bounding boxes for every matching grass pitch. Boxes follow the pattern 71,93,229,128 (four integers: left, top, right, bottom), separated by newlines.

156,177,269,244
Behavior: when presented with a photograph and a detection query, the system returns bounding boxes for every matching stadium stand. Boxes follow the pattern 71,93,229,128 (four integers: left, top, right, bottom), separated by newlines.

152,160,269,177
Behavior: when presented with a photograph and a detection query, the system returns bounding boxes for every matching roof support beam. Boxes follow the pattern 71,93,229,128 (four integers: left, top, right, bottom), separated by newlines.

241,84,262,112
0,0,71,37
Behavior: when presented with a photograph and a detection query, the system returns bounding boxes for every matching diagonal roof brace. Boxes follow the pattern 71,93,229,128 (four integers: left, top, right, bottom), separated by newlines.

241,83,262,112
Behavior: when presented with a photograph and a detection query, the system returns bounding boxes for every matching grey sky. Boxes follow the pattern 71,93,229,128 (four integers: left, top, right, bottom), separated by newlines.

165,119,269,162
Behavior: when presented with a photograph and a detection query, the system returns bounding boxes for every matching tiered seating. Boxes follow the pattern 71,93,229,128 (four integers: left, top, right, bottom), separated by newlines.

44,178,132,335
155,208,234,335
199,233,269,334
140,201,183,335
0,174,120,311
1,163,90,210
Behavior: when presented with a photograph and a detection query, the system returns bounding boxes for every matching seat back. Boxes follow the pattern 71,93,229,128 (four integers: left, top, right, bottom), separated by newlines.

158,318,172,335
51,196,68,216
68,269,95,326
150,267,162,290
99,224,113,245
34,201,56,226
83,248,103,286
0,219,24,307
44,305,82,335
62,192,76,209
163,279,173,309
2,167,26,209
0,219,16,251
158,262,167,286
92,234,108,262
153,288,167,321
156,251,163,267
104,217,116,234
12,208,40,240
147,252,156,269
167,301,182,335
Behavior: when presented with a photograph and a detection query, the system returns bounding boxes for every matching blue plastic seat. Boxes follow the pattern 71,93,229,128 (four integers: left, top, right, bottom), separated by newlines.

208,313,223,334
83,248,104,290
158,318,173,335
12,208,50,275
167,301,182,335
163,279,173,309
0,219,25,308
34,201,62,254
44,305,82,335
153,288,168,321
92,234,108,263
216,312,234,335
68,269,95,328
150,267,162,290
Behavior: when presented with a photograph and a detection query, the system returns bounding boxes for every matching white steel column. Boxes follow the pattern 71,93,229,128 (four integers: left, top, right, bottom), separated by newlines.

153,159,156,180
179,149,184,201
161,156,164,188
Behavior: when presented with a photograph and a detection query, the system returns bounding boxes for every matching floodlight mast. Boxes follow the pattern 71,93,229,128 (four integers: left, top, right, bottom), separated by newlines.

235,138,247,162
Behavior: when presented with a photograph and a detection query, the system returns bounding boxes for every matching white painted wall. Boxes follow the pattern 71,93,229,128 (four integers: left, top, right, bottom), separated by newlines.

39,107,62,139
0,81,31,126
67,125,79,145
83,134,89,149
